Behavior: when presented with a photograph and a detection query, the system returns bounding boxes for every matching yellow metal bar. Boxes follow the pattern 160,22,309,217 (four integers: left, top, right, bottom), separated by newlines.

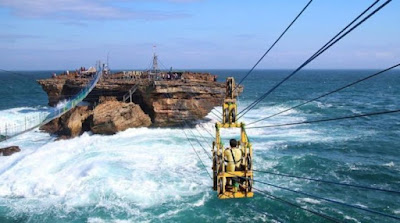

218,171,253,178
218,192,254,199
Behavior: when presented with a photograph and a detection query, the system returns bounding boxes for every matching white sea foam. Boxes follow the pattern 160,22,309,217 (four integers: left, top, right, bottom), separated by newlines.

0,106,50,133
55,100,67,109
383,161,395,167
0,126,211,219
314,101,333,109
344,215,361,223
296,197,321,204
354,203,368,209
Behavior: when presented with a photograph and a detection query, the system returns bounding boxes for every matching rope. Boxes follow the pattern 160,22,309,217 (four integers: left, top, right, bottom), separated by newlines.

248,62,400,126
247,108,400,129
237,0,389,120
253,169,400,194
234,0,314,92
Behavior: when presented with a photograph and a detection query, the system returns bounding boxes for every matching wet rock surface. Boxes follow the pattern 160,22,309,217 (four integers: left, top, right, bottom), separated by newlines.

40,106,93,138
91,101,151,134
0,146,21,156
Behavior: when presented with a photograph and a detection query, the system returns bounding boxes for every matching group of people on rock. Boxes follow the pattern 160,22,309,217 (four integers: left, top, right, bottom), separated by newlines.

160,72,181,80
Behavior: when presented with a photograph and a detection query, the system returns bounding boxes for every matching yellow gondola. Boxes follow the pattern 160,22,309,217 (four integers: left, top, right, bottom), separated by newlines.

212,77,254,199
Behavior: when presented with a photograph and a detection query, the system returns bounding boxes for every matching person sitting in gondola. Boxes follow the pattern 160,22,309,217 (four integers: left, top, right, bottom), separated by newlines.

224,139,242,191
224,139,242,172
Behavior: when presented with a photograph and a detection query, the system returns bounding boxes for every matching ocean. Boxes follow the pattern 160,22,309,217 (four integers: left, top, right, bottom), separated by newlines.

0,69,399,222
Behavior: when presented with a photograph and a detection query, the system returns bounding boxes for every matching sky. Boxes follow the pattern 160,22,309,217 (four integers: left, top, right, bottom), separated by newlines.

0,0,399,70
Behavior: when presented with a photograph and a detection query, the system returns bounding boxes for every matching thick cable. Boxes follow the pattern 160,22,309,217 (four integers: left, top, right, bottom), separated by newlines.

197,123,214,138
187,128,212,160
195,127,214,149
248,62,400,126
234,0,314,92
161,76,213,180
196,125,213,140
247,108,400,129
182,127,212,179
303,0,380,65
210,110,222,121
238,0,381,118
253,169,400,194
237,0,389,120
252,178,400,221
214,109,222,115
253,188,341,223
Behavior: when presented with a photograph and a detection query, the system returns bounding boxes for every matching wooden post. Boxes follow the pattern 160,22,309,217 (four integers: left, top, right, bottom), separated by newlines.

130,89,133,103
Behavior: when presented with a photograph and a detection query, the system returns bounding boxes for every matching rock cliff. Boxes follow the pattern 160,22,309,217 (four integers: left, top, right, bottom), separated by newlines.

37,72,242,138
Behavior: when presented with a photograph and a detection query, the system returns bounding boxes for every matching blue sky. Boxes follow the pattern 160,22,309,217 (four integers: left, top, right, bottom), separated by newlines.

0,0,399,70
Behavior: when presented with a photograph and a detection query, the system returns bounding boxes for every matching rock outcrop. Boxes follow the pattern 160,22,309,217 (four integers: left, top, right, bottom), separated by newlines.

0,146,21,156
37,72,242,138
41,106,92,138
41,101,151,138
148,80,225,126
91,101,151,134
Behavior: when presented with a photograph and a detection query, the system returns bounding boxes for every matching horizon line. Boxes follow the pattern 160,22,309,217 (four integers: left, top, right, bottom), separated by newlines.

1,67,399,72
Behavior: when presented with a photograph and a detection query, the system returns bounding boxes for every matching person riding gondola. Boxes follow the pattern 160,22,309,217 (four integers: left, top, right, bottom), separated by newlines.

224,139,242,172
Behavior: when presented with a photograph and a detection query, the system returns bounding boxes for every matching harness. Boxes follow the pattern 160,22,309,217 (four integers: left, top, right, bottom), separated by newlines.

224,148,242,164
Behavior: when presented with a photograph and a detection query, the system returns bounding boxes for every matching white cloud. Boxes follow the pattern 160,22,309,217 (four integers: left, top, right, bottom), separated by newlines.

0,34,40,42
0,0,190,20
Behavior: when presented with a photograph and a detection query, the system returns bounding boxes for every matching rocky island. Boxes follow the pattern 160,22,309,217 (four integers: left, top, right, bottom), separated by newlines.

37,70,241,139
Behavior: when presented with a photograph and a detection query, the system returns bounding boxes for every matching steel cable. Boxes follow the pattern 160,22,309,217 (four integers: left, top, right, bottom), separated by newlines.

252,178,400,221
253,188,342,223
248,62,400,126
253,169,400,195
234,0,314,93
237,0,389,120
247,108,400,129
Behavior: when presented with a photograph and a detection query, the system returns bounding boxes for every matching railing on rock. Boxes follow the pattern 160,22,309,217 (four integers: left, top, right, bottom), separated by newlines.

122,85,138,103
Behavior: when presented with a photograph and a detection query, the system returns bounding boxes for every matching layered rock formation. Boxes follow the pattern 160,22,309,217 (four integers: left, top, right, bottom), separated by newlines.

38,72,242,138
41,101,151,138
91,100,151,134
149,80,225,126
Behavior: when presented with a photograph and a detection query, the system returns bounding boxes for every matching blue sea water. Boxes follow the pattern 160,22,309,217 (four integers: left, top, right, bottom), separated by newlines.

0,69,399,222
